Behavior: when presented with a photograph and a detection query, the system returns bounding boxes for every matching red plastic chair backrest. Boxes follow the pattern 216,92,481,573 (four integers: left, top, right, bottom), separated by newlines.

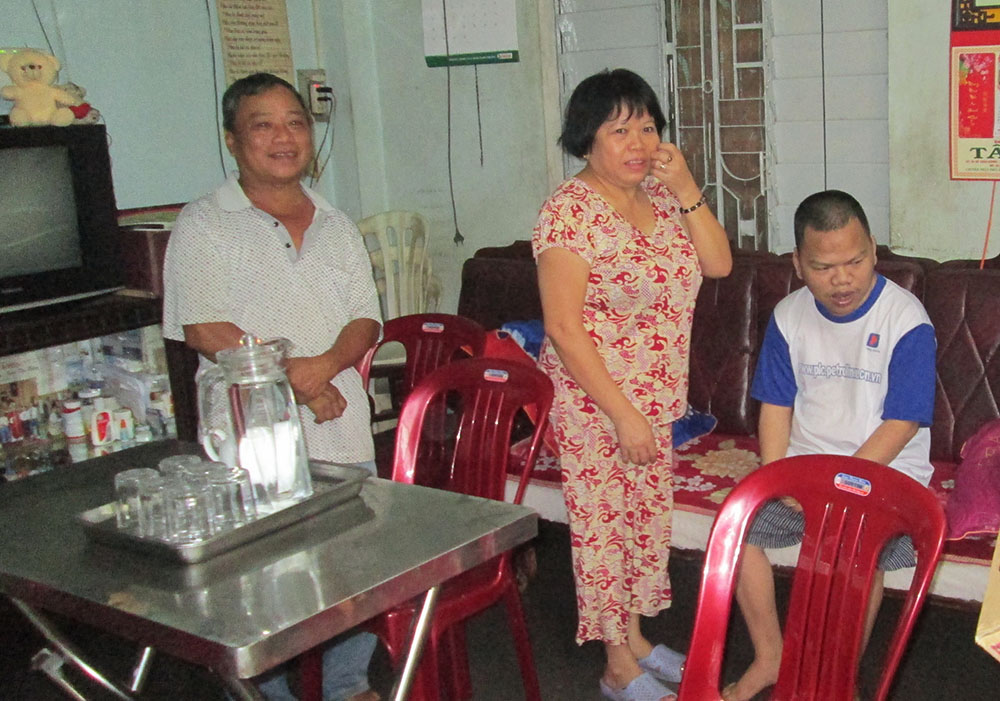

358,313,486,392
391,357,554,504
679,454,946,701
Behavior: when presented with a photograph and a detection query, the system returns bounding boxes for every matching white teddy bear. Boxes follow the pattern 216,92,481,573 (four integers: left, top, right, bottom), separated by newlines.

0,49,80,126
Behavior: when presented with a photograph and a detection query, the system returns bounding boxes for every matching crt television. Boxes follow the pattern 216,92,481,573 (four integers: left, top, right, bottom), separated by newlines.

0,124,124,313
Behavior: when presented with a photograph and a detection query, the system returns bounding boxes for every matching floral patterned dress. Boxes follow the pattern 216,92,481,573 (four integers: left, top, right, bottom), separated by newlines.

533,176,703,644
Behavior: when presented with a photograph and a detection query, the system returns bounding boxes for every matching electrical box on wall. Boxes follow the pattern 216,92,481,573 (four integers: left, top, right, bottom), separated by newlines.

296,69,332,123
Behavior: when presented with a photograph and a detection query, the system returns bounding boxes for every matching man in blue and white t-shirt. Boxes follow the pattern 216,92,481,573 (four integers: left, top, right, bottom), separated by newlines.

723,190,936,701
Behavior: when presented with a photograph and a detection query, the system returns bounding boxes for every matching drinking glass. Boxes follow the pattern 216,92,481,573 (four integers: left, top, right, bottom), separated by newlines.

206,462,255,533
166,478,212,544
136,473,168,539
114,467,159,532
158,454,203,479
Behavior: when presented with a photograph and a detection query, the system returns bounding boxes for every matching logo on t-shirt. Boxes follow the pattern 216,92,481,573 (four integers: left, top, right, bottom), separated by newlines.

866,333,881,349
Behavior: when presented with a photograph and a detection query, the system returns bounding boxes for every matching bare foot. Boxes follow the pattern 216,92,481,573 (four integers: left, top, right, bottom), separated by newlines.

722,659,779,701
347,690,380,701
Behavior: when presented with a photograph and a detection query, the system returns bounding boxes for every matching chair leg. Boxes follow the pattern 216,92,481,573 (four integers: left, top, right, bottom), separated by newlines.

296,648,323,701
440,624,472,700
503,583,541,701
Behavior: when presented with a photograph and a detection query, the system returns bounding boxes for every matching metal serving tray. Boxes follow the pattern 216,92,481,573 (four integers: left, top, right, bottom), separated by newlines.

77,460,369,564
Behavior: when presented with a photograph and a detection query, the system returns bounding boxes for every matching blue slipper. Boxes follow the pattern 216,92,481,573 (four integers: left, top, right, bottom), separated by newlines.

599,671,676,701
637,644,686,684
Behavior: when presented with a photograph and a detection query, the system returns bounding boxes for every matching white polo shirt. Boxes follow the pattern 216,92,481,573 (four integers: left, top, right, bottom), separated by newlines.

162,175,381,463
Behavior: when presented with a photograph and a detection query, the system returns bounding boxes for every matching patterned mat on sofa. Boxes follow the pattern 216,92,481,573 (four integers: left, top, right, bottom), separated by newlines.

510,432,996,567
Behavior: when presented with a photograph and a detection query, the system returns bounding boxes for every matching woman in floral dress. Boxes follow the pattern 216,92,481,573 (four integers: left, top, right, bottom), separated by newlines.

533,69,732,701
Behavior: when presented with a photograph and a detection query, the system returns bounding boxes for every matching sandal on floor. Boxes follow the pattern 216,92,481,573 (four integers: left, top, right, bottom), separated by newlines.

637,644,686,684
599,671,676,701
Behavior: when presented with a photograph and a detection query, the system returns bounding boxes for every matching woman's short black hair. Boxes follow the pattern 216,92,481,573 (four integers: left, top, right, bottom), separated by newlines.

558,69,667,158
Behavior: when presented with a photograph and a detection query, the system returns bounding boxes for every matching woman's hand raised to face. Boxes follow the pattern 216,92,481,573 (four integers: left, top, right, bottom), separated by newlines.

650,142,703,207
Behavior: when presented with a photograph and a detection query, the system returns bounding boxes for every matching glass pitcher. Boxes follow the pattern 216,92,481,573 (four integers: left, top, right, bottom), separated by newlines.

198,335,313,513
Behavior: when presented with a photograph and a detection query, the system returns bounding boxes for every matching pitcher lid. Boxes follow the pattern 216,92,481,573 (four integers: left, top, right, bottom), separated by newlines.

215,335,290,381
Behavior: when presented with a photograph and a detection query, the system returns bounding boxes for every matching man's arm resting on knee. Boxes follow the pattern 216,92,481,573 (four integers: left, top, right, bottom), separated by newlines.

758,402,792,466
853,419,919,466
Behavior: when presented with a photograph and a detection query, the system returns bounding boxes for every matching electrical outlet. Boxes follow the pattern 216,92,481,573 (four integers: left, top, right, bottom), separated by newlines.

296,68,332,122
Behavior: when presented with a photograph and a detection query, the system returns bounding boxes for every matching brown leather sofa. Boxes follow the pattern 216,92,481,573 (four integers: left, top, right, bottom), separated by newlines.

458,241,1000,467
458,241,1000,601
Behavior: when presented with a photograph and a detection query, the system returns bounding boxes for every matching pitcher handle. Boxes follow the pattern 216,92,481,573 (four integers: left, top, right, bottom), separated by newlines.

197,364,227,459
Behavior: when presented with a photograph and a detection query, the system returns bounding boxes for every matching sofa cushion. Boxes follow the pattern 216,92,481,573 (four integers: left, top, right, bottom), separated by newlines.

689,260,758,435
946,418,1000,539
457,256,540,329
925,269,1000,462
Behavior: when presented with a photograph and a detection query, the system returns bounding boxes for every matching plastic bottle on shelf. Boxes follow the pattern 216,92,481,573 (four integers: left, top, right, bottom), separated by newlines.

47,401,63,438
62,400,86,440
114,408,135,442
90,398,113,446
77,388,100,430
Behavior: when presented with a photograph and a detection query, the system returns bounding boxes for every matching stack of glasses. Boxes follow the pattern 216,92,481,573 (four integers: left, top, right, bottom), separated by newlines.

113,454,257,543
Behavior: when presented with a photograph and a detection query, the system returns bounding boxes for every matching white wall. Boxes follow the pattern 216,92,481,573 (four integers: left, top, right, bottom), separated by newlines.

2,1,551,313
888,0,999,260
344,0,551,313
0,1,339,211
767,0,889,251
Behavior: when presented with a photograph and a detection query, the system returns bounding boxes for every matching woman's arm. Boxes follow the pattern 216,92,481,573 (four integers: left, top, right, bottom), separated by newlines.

538,247,657,464
651,142,732,279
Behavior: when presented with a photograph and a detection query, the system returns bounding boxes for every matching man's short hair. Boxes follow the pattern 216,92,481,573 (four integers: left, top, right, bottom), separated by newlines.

222,73,309,133
559,68,667,159
793,190,871,249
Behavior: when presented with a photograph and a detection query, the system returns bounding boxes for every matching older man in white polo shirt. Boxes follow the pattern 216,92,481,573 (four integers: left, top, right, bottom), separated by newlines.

163,72,381,701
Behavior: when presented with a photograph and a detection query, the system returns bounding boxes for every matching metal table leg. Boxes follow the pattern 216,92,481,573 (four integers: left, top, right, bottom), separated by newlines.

219,676,267,700
11,598,136,700
390,585,440,701
128,646,155,693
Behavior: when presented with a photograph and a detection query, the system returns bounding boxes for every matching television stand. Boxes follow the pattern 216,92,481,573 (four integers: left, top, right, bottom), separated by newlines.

0,290,161,358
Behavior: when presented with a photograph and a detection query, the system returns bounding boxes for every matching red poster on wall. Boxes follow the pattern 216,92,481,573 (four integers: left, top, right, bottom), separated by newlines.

951,1,1000,179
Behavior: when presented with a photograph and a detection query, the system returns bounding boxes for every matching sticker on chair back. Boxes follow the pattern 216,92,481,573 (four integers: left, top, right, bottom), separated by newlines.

421,322,445,333
483,368,509,383
834,472,871,496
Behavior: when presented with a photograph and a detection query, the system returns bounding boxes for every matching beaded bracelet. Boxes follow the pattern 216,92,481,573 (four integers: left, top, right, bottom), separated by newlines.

679,195,706,214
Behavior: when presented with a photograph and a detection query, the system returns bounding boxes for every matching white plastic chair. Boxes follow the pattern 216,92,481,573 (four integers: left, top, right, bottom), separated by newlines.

358,211,441,321
358,211,443,430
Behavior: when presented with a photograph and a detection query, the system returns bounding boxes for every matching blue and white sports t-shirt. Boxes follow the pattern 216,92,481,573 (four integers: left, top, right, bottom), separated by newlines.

751,274,936,485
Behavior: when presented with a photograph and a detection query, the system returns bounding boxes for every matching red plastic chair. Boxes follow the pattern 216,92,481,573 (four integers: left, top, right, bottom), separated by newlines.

381,357,552,701
301,357,552,701
359,312,486,390
677,454,946,701
358,313,487,426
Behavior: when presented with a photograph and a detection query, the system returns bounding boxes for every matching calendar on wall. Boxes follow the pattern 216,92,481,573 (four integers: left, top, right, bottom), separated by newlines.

950,0,1000,178
422,0,518,67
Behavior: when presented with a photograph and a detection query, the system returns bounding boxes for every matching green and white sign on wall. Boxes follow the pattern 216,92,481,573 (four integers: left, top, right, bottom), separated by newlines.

423,0,518,67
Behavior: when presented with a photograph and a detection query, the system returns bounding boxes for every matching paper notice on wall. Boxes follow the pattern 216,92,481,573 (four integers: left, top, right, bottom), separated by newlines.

949,2,1000,178
423,0,518,67
216,0,295,85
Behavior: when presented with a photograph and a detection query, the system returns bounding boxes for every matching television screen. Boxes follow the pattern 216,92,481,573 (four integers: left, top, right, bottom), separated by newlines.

0,145,84,277
0,124,123,314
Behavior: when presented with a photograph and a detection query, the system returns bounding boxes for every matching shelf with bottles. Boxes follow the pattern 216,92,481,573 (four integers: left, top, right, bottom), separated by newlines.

0,325,177,482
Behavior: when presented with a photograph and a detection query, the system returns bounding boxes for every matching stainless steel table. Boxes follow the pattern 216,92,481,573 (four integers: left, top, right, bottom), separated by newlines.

0,441,537,700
